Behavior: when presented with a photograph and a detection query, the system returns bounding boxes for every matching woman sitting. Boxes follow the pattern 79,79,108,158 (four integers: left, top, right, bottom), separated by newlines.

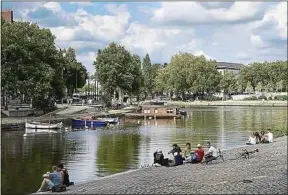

246,133,256,145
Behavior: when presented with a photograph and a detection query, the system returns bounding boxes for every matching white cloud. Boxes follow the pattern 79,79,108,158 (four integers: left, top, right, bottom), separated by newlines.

151,2,264,25
121,22,181,55
250,34,267,49
43,2,62,12
253,2,287,40
70,2,93,7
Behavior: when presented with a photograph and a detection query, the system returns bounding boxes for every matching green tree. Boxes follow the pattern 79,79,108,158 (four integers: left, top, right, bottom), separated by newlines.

93,42,142,105
62,47,88,97
155,53,220,99
142,54,153,98
1,21,66,112
220,72,237,95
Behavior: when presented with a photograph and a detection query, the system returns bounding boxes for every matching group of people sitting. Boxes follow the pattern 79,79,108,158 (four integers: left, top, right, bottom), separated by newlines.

247,129,273,145
38,163,74,193
153,142,219,167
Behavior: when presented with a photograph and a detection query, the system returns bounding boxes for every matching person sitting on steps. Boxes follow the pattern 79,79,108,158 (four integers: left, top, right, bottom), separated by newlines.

202,142,218,164
57,163,74,186
153,148,165,166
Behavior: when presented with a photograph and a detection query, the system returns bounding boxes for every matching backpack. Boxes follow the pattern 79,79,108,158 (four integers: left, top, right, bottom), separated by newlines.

155,152,162,161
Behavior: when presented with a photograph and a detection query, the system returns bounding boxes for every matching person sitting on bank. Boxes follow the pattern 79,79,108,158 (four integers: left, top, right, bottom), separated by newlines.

168,144,182,155
153,148,165,166
260,131,267,143
246,133,257,145
202,142,218,163
172,152,184,166
49,166,66,192
183,143,192,160
261,130,273,143
254,132,261,144
58,163,74,186
37,173,55,192
194,144,205,163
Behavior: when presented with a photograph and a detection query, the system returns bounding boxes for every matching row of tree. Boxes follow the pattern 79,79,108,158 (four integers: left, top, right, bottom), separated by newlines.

93,43,287,103
1,20,88,112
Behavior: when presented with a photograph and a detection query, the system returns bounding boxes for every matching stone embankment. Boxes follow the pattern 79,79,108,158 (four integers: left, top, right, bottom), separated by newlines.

168,100,287,107
34,136,287,194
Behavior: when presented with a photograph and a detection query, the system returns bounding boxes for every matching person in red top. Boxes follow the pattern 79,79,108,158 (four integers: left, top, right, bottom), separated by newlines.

194,144,204,163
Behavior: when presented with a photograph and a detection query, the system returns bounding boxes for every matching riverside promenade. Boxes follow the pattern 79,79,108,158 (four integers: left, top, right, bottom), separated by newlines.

36,136,287,194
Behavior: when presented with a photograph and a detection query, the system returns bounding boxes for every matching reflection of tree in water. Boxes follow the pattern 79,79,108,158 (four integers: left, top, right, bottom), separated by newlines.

96,133,140,175
1,133,73,195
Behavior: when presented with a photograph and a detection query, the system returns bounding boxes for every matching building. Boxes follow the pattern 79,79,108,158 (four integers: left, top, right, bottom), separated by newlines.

216,62,245,76
1,9,13,22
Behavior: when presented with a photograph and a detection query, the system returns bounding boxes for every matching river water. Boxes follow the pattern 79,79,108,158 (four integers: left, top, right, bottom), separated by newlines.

1,106,287,195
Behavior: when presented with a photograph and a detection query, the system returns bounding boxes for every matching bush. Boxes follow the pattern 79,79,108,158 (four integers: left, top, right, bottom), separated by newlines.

244,96,258,100
272,125,288,138
258,95,267,100
274,95,288,101
268,96,273,100
202,96,222,101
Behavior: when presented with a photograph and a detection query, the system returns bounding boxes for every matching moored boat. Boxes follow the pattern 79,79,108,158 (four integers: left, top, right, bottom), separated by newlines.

25,121,63,129
97,117,119,124
71,118,107,128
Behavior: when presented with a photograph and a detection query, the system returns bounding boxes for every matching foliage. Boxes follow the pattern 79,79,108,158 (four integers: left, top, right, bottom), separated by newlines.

1,21,61,111
93,42,143,104
274,95,288,101
243,96,258,100
1,20,87,112
239,61,288,92
155,53,221,97
202,96,223,101
220,72,237,94
62,47,88,97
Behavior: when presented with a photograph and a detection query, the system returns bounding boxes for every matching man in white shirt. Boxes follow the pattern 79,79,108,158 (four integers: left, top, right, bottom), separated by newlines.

267,131,273,143
207,142,218,158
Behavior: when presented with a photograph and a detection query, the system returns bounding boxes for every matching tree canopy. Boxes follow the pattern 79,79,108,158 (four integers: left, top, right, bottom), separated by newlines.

155,53,221,98
93,42,143,104
1,20,87,112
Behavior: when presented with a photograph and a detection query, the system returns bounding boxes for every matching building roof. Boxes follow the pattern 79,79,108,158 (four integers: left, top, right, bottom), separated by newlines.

216,62,245,70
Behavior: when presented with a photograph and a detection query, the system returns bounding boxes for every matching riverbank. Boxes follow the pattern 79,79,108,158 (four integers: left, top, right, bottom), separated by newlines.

167,100,287,107
34,136,287,194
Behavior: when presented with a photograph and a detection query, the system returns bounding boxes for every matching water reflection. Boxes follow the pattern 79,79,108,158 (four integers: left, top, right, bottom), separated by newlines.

1,106,287,195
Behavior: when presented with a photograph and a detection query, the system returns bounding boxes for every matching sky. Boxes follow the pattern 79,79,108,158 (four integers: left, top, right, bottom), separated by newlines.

2,1,287,73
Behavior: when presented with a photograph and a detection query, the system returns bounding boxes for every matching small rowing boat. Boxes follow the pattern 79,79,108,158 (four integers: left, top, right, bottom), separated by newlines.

25,121,63,129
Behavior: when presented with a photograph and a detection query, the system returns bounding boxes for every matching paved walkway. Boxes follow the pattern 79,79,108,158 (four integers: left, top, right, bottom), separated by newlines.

36,136,287,194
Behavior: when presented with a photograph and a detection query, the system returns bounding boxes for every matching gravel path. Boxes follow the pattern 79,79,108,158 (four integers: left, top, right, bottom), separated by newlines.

34,136,287,194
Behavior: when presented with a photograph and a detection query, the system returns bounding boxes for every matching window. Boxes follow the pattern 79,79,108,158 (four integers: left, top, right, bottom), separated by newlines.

147,109,151,113
144,109,147,113
166,108,173,114
155,108,158,114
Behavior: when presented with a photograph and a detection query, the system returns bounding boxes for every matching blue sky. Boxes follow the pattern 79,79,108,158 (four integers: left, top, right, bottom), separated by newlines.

2,1,287,73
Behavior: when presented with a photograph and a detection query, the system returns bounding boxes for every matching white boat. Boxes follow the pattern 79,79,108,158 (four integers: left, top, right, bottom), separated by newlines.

25,121,63,129
97,117,119,124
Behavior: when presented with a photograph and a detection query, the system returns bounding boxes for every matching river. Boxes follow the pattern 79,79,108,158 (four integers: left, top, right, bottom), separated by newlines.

1,106,287,195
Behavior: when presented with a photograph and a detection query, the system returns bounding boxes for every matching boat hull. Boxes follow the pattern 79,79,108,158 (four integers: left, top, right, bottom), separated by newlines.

25,122,63,129
97,118,119,124
72,119,107,128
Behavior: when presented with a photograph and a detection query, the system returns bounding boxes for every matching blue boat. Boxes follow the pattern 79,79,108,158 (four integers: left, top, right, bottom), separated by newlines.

71,118,107,128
